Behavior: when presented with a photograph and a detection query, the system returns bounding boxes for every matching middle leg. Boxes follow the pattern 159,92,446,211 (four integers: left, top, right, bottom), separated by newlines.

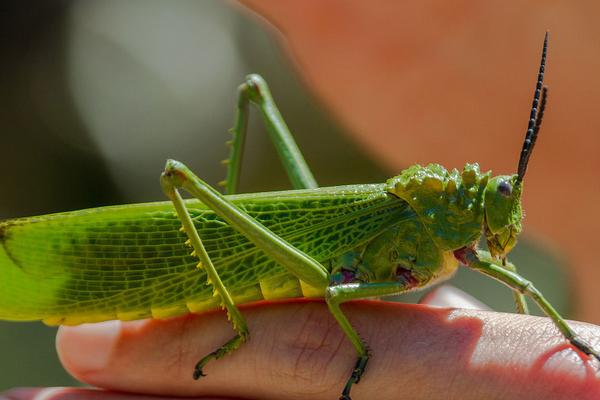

326,282,413,400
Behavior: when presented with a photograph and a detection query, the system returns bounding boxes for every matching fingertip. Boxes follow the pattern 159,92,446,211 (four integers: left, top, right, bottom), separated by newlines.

56,320,122,379
0,387,41,400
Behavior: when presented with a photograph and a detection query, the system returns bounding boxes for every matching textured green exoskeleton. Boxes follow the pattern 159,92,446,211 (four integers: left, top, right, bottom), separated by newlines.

0,33,597,399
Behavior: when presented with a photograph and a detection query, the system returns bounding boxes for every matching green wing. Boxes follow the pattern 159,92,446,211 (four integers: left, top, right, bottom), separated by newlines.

0,184,411,324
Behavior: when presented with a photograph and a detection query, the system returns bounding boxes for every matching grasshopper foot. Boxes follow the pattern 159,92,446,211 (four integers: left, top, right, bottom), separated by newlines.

193,352,215,380
193,333,247,380
339,355,369,400
193,365,207,380
570,336,600,362
192,348,224,380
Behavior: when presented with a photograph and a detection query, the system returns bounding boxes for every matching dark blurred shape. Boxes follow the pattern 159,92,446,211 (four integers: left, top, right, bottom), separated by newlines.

0,0,122,389
0,1,121,218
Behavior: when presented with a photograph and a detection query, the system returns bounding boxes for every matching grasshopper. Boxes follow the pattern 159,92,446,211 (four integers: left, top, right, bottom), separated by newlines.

0,32,597,399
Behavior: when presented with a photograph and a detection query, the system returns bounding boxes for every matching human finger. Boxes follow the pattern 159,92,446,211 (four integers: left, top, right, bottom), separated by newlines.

55,300,600,399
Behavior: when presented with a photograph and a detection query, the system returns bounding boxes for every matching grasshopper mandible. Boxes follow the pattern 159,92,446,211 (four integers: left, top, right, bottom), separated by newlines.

0,32,597,400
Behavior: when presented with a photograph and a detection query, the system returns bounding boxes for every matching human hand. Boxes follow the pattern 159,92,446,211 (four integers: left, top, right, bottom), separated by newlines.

3,286,600,400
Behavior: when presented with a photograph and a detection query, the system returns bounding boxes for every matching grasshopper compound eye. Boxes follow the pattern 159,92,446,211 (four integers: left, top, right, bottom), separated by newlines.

497,180,512,197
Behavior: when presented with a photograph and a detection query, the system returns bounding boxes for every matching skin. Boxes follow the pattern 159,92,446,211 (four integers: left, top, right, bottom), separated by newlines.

2,286,600,400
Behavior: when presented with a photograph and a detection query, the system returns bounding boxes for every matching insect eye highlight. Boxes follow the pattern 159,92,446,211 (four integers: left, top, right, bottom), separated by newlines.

497,181,512,197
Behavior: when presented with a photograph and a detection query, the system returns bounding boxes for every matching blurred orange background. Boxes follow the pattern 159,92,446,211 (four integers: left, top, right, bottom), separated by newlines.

240,0,600,324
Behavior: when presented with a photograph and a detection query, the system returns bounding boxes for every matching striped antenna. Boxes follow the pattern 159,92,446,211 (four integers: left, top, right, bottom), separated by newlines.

531,85,548,152
516,31,548,186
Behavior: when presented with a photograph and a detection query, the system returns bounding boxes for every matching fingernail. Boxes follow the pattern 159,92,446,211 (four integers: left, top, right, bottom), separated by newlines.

56,320,121,375
420,285,491,310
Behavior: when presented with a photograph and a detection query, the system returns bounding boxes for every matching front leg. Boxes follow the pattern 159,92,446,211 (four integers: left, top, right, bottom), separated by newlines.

501,258,530,315
457,247,600,362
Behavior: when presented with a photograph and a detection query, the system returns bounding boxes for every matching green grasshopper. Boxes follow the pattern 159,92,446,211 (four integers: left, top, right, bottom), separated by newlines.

0,32,597,399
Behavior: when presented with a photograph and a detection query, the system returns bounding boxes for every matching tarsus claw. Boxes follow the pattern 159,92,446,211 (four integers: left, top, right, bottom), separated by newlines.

571,337,600,362
193,368,206,380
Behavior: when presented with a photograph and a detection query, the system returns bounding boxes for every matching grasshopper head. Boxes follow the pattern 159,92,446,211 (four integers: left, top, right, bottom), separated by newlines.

484,175,523,257
484,32,549,259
